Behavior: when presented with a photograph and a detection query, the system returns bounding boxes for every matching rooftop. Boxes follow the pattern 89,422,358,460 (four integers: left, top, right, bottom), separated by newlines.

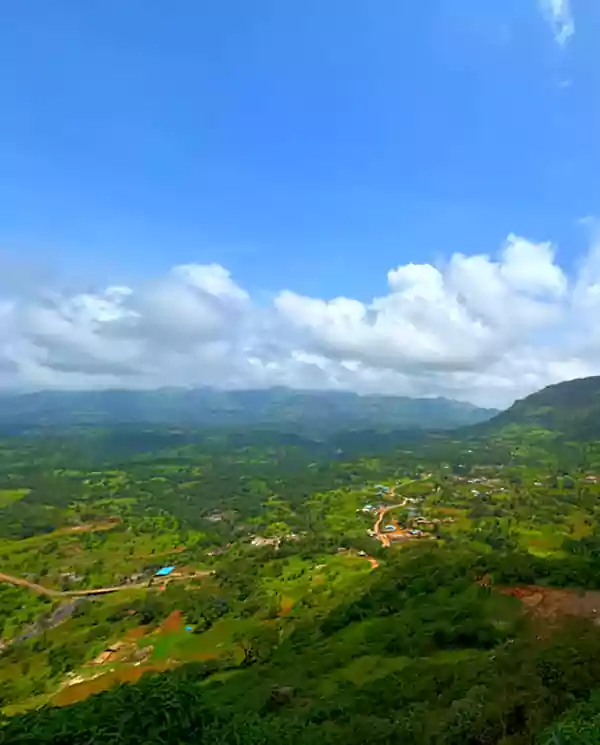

155,566,176,577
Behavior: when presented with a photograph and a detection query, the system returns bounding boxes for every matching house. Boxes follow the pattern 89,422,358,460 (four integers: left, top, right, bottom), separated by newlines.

205,513,223,523
250,536,280,548
155,566,176,577
91,642,125,666
382,524,396,533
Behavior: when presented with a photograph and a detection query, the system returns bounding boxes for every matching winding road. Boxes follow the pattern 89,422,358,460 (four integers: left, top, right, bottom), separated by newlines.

373,501,407,547
372,475,432,547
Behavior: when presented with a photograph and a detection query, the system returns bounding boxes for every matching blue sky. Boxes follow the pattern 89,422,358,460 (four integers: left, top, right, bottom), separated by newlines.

1,1,600,404
2,0,598,295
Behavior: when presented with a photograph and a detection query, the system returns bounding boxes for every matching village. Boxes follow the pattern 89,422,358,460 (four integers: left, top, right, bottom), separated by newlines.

355,480,454,549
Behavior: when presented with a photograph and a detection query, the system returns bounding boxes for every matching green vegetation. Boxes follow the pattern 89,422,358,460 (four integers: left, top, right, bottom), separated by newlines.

0,388,497,434
4,378,600,742
477,374,600,440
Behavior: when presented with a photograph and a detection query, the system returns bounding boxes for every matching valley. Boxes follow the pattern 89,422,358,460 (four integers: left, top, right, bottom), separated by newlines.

3,379,600,742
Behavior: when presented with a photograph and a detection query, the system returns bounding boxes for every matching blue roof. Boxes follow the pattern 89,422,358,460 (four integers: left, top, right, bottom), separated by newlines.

155,566,176,577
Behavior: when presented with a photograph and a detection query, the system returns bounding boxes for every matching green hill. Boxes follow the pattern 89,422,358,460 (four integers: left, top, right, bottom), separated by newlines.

479,375,600,439
0,388,497,435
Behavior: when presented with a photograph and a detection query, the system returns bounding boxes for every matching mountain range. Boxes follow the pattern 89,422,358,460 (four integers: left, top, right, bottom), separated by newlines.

0,388,498,434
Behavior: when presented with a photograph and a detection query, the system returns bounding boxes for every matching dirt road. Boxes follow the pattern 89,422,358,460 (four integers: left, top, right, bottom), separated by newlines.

373,502,407,547
0,572,63,598
372,475,433,548
0,571,150,598
0,570,213,599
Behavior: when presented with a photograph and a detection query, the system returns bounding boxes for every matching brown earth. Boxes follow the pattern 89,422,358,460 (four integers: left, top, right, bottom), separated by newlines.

161,609,183,634
124,625,151,642
498,585,600,622
55,519,121,536
53,662,173,706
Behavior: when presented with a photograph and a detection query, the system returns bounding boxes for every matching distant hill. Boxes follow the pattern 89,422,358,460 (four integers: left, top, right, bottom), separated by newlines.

0,388,497,435
477,376,600,440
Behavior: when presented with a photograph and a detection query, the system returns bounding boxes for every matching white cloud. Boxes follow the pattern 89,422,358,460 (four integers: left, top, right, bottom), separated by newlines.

1,233,600,408
275,235,565,376
539,0,575,46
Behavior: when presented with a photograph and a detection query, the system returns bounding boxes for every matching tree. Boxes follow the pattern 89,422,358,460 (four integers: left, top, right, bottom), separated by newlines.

232,625,280,667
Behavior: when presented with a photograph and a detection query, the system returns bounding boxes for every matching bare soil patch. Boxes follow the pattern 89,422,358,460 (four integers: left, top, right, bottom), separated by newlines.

498,585,600,622
55,519,121,536
161,609,183,634
53,663,172,706
124,625,151,642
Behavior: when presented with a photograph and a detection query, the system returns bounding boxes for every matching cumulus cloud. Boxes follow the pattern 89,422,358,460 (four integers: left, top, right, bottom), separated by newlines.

1,233,600,408
539,0,575,46
275,235,565,375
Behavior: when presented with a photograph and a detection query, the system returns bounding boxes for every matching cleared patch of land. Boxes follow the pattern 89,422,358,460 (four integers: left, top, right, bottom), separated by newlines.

498,585,600,623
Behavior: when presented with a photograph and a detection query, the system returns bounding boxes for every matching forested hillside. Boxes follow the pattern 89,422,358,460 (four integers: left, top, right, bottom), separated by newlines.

476,375,600,440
